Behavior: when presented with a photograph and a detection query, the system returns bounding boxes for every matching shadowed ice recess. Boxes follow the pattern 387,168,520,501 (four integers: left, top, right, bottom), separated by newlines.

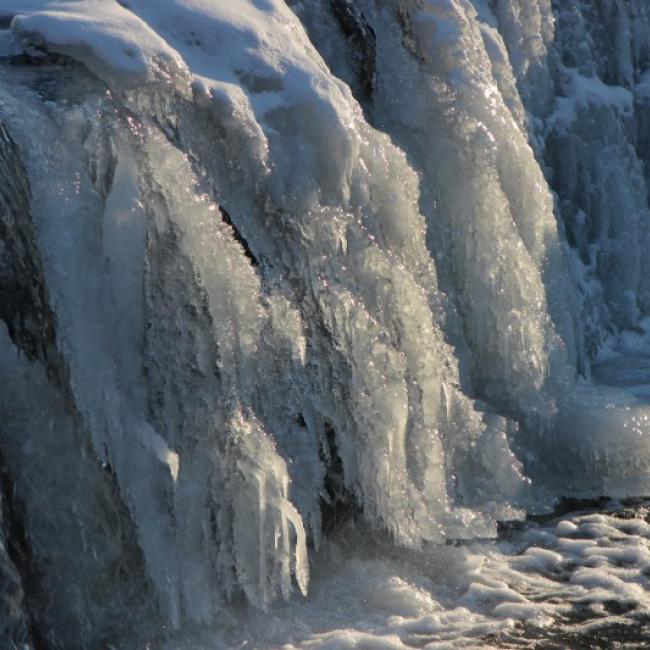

2,0,650,648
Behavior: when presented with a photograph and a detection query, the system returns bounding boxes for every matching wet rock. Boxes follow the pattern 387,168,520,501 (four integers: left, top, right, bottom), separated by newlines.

0,486,34,650
0,122,62,385
330,0,376,100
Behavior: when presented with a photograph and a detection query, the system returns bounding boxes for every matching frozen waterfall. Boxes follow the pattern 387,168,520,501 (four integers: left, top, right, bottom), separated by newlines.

3,1,650,647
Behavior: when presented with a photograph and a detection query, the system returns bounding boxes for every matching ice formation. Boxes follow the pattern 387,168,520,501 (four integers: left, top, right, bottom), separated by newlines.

2,0,650,647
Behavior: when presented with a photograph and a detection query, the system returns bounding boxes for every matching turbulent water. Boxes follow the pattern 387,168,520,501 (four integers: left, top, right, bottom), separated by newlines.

3,1,650,648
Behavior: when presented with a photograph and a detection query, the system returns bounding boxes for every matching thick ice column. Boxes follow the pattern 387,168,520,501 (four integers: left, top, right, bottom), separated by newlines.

139,126,316,613
351,0,580,417
489,0,556,122
491,0,650,341
224,409,309,610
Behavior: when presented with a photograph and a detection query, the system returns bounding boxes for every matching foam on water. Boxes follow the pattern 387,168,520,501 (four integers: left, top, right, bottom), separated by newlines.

156,500,650,649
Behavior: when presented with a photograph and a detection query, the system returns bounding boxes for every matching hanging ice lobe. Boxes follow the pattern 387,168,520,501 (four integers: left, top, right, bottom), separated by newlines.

3,0,650,646
225,408,309,609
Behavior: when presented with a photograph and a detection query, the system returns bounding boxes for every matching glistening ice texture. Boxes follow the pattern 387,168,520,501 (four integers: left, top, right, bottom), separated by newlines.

2,0,650,647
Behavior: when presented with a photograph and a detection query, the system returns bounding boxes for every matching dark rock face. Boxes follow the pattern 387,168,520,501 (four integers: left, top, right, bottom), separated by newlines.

0,122,58,650
0,492,34,650
0,122,74,650
219,205,259,268
0,121,51,650
0,122,60,382
330,0,376,100
319,420,360,536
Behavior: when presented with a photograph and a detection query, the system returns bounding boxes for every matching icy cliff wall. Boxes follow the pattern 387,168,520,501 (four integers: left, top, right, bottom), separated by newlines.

2,1,650,646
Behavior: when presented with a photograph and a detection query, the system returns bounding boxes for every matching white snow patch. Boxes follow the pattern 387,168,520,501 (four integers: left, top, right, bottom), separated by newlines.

5,0,186,82
550,67,633,130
